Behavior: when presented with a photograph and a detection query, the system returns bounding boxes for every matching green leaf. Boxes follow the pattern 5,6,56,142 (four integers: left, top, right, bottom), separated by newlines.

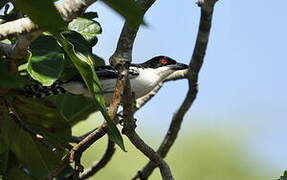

102,0,144,27
62,31,92,55
27,35,64,86
13,96,71,143
82,12,98,19
1,96,71,178
0,58,25,88
0,138,9,178
6,168,34,180
91,54,106,67
68,17,102,47
48,94,98,126
55,33,125,151
11,0,66,32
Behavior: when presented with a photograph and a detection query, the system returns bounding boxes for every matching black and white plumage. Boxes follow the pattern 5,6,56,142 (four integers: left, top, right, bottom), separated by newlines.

24,56,189,105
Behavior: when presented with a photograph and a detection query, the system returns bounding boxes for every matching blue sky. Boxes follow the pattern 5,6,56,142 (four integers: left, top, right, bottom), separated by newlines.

89,0,287,177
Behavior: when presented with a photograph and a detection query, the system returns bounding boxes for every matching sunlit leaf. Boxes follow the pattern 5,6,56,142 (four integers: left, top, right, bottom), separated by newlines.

68,17,102,46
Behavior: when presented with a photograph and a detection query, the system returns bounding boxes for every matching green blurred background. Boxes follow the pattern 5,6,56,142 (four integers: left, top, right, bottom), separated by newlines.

73,113,272,180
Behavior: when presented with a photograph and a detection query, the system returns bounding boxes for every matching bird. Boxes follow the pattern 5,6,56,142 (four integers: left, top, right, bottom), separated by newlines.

24,56,189,105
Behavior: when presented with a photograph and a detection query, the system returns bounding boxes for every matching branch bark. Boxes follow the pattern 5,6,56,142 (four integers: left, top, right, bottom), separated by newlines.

133,0,218,179
0,0,96,40
122,78,174,180
0,0,97,60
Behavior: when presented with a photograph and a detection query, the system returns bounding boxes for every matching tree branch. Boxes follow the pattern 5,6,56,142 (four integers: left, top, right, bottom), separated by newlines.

122,77,174,180
109,0,174,178
0,0,97,60
79,139,116,179
0,0,96,40
133,0,218,179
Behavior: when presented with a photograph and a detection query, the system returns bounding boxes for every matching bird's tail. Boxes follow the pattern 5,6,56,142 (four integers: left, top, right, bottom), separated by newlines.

23,81,67,98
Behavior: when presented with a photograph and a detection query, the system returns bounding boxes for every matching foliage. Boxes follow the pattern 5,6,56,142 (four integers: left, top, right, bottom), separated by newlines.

0,0,144,179
278,171,287,180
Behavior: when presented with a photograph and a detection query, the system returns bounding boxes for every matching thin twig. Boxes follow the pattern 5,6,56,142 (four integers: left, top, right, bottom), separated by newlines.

70,127,98,143
133,0,218,179
79,139,116,179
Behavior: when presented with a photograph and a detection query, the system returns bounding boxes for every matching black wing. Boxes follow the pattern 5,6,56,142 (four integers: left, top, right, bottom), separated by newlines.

95,66,118,79
95,65,140,79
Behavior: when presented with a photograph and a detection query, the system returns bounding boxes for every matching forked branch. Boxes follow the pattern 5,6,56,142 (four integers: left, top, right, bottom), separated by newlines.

133,0,219,179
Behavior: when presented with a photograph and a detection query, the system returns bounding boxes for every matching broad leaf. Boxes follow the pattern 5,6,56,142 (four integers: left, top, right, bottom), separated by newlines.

0,59,25,88
13,96,71,143
55,34,125,151
62,31,91,55
6,168,35,180
1,102,68,179
68,17,102,47
0,137,9,178
48,94,98,126
102,0,144,27
11,0,66,32
27,35,64,86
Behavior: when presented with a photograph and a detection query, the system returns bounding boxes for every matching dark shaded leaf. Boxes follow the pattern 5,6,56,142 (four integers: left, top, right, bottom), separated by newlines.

27,35,64,86
82,12,98,19
48,94,98,126
1,104,67,179
0,59,25,88
55,165,74,180
13,96,71,143
91,54,105,67
11,0,66,32
0,137,9,178
6,168,34,180
102,0,144,27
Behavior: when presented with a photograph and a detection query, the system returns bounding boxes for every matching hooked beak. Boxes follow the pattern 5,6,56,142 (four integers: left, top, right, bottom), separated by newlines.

170,62,189,70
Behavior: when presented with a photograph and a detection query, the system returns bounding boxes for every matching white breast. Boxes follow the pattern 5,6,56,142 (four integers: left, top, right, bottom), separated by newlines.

130,68,159,98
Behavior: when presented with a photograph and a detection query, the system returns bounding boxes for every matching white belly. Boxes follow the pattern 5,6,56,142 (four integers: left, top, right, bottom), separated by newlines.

101,70,159,104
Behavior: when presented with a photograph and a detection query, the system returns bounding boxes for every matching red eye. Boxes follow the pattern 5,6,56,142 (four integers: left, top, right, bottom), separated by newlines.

160,58,168,65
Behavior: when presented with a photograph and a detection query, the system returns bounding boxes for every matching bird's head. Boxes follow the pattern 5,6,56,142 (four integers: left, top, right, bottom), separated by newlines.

137,56,189,78
141,56,188,70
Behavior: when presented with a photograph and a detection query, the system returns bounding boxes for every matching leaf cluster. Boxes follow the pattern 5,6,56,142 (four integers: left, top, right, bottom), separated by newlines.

0,0,144,179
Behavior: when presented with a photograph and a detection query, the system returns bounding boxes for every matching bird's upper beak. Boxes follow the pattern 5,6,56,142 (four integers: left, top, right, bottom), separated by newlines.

169,62,189,70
